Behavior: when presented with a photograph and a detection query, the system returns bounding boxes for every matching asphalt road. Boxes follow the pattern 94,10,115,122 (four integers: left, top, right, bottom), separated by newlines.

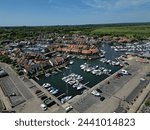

0,63,33,100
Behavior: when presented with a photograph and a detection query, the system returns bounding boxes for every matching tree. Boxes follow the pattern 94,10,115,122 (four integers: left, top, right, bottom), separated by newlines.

145,100,150,106
0,55,12,63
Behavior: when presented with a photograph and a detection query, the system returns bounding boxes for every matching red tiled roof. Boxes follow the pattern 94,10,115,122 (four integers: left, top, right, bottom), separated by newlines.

55,44,99,54
89,48,99,54
82,50,91,54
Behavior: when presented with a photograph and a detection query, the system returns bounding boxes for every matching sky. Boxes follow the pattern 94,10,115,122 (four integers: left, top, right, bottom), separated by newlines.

0,0,150,26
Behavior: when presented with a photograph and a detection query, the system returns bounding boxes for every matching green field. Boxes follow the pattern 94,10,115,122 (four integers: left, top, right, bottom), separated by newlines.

91,25,150,39
92,26,150,34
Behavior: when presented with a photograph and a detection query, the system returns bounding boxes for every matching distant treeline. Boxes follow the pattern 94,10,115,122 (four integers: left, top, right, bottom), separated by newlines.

0,22,150,41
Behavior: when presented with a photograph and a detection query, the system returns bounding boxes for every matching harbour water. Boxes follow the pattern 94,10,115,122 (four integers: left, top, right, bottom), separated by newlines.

36,44,124,98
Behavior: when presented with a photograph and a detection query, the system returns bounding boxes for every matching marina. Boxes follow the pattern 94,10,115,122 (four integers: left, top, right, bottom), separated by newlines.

1,39,150,113
36,44,123,102
111,42,150,54
1,34,150,113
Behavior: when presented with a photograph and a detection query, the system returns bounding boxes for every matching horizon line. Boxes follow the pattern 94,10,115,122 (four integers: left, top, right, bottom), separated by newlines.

0,21,150,28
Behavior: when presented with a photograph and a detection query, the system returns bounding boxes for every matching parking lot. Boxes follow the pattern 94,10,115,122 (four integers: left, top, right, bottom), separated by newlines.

0,77,25,107
126,79,150,104
70,57,150,113
3,66,33,100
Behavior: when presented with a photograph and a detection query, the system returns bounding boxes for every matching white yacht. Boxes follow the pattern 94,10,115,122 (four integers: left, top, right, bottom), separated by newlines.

77,84,84,90
69,60,74,65
42,83,51,88
61,96,72,104
51,89,59,95
62,73,83,85
72,83,79,88
45,73,51,77
65,66,70,69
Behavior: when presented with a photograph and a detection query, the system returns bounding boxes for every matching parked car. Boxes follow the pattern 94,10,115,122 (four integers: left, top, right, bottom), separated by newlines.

100,97,105,101
40,95,48,100
140,78,146,81
65,106,73,113
96,88,103,93
10,92,16,96
146,72,150,77
35,90,42,94
40,104,47,111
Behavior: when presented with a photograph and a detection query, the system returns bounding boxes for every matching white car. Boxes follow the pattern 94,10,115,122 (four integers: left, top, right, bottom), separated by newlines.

140,78,146,81
121,69,128,75
65,106,73,113
40,104,47,111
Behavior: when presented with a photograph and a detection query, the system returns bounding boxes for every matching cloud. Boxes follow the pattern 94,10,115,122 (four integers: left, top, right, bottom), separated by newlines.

116,0,150,7
81,0,110,8
81,0,150,9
